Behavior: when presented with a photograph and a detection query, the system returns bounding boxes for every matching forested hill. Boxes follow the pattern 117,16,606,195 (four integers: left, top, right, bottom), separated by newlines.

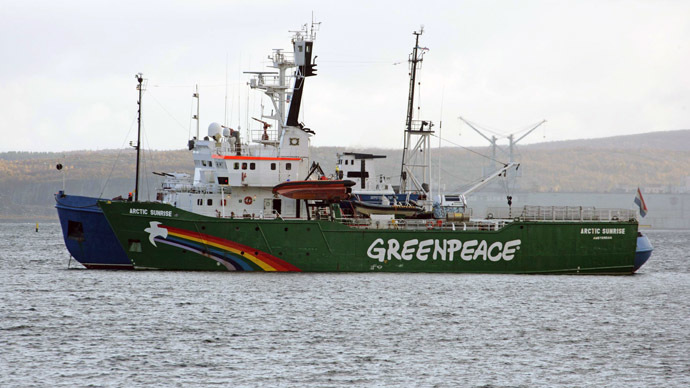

2,130,689,220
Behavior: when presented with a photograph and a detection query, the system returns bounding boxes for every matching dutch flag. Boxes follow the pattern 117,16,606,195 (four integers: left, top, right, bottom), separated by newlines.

634,187,648,218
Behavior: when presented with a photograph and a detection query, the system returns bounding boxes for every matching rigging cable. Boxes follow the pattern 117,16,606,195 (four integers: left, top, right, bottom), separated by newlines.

142,121,159,202
430,132,523,195
430,133,509,166
188,89,194,140
146,89,188,135
97,116,138,200
437,84,444,195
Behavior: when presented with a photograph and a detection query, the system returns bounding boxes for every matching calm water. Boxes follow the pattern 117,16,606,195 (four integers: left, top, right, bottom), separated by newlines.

1,223,688,387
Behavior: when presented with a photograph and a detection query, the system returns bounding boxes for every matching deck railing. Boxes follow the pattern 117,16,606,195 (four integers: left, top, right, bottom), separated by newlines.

337,217,507,231
159,183,225,194
485,205,636,222
209,205,635,228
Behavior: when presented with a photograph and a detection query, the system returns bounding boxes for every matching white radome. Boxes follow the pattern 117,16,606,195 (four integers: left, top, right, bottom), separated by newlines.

208,122,222,138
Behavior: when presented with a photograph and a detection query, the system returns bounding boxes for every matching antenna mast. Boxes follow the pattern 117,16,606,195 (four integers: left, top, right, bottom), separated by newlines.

406,30,422,133
193,84,200,139
134,73,146,202
245,22,319,147
399,28,433,198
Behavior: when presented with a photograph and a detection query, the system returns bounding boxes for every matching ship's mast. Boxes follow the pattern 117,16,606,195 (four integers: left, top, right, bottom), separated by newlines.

245,22,319,146
134,73,145,202
192,84,200,139
405,31,422,135
399,29,433,197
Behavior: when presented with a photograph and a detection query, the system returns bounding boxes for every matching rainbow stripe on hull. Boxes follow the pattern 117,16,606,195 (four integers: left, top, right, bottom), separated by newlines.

134,224,301,272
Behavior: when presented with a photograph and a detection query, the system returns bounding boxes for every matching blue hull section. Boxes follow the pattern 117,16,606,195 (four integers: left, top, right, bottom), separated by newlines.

634,233,653,272
55,191,132,269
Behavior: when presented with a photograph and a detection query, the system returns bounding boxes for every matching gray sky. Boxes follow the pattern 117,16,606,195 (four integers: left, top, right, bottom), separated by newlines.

1,0,688,152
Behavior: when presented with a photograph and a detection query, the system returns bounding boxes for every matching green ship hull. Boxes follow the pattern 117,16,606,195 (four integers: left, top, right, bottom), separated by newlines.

99,201,640,274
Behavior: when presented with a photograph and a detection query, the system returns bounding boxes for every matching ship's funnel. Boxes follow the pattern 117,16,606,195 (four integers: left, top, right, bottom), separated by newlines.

286,38,316,127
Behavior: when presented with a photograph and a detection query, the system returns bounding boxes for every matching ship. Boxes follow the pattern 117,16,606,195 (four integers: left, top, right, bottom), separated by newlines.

95,27,653,274
55,23,370,269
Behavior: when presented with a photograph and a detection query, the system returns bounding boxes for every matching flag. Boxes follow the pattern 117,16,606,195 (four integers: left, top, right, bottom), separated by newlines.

634,187,648,217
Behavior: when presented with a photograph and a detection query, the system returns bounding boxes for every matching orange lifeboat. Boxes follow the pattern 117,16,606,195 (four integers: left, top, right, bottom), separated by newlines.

272,180,355,201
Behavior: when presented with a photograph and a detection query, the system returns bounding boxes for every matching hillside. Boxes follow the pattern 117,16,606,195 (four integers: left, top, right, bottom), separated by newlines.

1,130,689,221
0,149,193,220
523,129,690,151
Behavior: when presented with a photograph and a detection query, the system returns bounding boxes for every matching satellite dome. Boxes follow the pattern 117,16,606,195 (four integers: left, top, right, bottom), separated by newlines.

222,127,230,137
208,122,222,138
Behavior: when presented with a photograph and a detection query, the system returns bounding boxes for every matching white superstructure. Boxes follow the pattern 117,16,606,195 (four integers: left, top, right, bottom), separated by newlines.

156,24,320,219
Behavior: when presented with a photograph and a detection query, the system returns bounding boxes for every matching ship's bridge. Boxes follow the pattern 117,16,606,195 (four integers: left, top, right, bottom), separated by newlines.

190,122,311,189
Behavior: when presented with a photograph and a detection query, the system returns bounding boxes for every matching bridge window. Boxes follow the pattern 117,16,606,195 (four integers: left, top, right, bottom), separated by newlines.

242,162,247,170
271,163,276,170
286,163,292,170
250,162,256,170
233,162,239,170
